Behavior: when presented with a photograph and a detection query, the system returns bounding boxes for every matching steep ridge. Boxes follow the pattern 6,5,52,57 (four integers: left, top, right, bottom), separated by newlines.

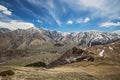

87,40,120,58
0,27,120,50
47,47,94,68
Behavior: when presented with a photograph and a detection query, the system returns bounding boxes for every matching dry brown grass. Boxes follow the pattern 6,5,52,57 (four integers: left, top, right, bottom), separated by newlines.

0,61,120,80
0,66,98,80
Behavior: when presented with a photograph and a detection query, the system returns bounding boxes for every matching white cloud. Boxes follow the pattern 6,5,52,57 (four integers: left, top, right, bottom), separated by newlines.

26,0,62,26
0,5,12,15
66,20,73,24
100,22,120,28
84,17,90,23
46,0,62,26
3,10,12,15
0,20,35,30
0,5,7,10
62,0,120,19
0,5,35,30
79,0,104,10
76,17,90,23
36,20,42,23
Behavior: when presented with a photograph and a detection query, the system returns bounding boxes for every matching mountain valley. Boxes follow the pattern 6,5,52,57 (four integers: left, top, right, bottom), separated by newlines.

0,28,120,80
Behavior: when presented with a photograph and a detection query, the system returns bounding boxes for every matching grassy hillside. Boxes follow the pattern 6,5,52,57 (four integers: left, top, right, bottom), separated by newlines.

0,62,120,80
0,66,106,80
0,53,61,66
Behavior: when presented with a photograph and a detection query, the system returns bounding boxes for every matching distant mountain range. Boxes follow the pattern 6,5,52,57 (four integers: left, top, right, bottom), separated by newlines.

0,27,120,50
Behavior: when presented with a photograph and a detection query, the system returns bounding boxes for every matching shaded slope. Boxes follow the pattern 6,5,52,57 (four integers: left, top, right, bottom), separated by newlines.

47,47,94,68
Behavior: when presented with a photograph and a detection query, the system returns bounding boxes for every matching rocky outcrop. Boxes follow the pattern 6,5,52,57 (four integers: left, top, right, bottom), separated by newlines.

47,47,94,68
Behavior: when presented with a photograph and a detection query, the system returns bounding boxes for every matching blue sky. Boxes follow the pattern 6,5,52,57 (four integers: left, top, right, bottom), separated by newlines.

0,0,120,32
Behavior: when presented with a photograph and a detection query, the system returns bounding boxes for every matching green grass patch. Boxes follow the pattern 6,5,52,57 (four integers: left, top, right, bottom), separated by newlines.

25,62,46,67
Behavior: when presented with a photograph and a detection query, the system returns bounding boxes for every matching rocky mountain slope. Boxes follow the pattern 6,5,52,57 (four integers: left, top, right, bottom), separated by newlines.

87,40,120,58
47,41,120,68
0,27,120,51
47,47,94,68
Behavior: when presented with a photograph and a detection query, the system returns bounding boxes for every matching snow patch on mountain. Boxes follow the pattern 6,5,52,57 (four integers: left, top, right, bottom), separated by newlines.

109,46,113,50
99,50,104,57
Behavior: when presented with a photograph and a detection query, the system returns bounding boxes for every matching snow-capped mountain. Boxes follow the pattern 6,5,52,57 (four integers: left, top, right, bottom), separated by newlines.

0,27,120,50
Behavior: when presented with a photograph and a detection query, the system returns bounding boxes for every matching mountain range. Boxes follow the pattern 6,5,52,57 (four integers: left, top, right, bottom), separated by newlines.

0,27,120,51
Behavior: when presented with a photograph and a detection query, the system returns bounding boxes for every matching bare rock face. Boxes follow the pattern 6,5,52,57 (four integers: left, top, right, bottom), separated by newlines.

0,28,52,50
0,27,120,50
47,47,94,68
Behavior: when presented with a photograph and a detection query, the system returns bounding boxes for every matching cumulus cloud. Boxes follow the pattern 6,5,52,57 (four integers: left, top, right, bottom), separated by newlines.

0,4,35,30
100,22,120,28
84,17,90,23
0,5,12,15
0,20,35,30
66,20,73,24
